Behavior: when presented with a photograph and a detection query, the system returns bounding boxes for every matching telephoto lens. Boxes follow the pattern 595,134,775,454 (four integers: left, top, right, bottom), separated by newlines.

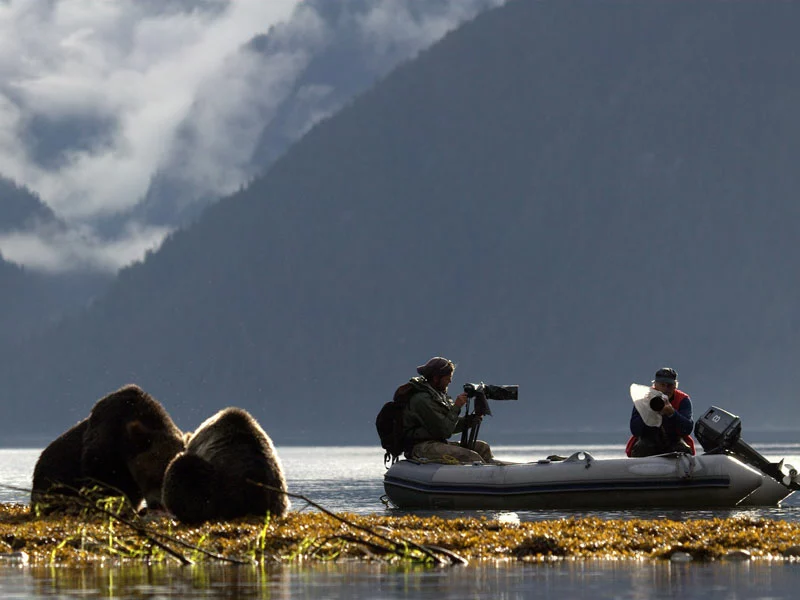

649,395,666,411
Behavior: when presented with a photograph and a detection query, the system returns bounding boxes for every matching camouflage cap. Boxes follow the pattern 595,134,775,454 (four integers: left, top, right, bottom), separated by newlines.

416,357,455,379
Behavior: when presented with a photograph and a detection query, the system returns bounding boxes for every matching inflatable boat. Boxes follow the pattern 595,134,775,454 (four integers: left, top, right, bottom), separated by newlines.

383,406,799,510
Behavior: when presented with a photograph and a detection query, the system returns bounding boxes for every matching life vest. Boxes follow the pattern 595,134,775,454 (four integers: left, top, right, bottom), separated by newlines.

625,389,696,456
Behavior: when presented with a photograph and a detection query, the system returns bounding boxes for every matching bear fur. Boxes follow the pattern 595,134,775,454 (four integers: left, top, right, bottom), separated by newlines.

162,407,289,524
31,384,186,513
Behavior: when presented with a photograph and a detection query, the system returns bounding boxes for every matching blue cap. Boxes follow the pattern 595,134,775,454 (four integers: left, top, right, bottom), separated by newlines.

654,367,678,383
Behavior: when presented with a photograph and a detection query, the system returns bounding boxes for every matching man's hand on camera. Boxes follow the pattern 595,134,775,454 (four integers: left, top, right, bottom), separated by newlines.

454,392,468,408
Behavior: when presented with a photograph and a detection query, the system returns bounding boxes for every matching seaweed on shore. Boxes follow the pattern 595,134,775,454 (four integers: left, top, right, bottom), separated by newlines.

0,484,467,566
3,487,800,566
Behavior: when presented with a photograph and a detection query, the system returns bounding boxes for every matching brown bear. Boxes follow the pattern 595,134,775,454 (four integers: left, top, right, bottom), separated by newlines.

31,384,186,513
162,407,289,524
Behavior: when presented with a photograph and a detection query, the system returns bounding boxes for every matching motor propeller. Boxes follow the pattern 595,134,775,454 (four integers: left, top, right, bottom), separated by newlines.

780,462,799,487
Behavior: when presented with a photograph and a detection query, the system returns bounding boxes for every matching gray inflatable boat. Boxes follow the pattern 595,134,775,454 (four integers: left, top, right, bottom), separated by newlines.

384,407,798,510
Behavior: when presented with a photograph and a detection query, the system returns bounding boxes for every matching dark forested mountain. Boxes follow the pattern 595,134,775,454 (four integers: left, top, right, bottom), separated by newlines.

0,178,111,348
0,177,56,232
0,254,111,350
2,0,800,445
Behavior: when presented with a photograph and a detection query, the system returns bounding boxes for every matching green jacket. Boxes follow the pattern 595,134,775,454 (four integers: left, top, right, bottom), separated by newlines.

402,376,466,444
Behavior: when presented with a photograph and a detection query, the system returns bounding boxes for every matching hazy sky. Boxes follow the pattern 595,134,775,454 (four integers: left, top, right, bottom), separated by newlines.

0,0,503,273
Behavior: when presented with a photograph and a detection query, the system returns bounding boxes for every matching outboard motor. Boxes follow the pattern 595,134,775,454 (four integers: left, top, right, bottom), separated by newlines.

695,406,800,489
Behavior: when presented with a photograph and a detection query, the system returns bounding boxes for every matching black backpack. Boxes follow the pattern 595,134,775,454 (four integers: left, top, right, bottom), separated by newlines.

376,382,414,466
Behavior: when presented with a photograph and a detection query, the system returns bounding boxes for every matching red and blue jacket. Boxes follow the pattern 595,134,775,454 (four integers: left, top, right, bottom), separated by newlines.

626,389,695,456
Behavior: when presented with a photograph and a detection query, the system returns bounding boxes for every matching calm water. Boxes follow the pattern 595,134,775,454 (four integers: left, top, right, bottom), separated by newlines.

2,561,800,599
2,443,800,598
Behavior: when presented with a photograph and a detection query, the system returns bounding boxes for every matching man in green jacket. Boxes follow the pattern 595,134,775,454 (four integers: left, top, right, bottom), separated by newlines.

402,356,494,463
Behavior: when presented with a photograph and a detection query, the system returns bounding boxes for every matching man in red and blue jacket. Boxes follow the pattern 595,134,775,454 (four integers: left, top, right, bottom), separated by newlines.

627,367,695,457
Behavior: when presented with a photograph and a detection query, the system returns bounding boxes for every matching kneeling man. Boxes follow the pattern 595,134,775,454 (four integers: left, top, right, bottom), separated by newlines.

403,356,494,464
628,367,695,457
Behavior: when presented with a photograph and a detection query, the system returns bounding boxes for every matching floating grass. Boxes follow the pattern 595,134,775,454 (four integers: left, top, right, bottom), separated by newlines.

3,502,800,566
4,482,800,566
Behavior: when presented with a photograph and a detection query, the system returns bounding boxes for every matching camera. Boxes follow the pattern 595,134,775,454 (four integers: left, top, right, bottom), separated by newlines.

459,382,519,450
462,382,518,418
463,383,519,401
649,395,666,412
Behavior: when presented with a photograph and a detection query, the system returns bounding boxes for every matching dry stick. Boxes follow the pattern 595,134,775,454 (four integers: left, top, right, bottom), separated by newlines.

84,504,254,564
299,534,375,560
416,544,468,565
144,527,264,565
323,534,393,558
248,481,467,566
94,504,255,566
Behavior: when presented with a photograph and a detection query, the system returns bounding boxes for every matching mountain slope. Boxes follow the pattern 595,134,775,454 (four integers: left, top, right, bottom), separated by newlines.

2,0,800,444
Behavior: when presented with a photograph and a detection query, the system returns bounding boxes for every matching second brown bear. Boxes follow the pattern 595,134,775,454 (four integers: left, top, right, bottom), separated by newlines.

162,407,290,524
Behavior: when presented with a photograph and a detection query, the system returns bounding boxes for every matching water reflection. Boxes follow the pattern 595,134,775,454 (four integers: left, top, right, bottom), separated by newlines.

390,503,800,524
2,561,800,599
13,563,287,598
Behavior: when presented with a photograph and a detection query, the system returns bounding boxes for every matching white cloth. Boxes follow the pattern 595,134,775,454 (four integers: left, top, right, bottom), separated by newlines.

630,383,667,427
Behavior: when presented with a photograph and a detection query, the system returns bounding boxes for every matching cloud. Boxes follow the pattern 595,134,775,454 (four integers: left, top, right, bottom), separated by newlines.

156,36,315,206
0,0,506,273
353,0,506,66
0,220,171,273
0,0,299,219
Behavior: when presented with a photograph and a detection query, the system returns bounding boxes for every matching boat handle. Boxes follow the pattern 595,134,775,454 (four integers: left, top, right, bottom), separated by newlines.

564,451,594,467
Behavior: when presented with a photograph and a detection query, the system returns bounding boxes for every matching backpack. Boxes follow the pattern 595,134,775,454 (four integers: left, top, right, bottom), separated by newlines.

376,382,414,466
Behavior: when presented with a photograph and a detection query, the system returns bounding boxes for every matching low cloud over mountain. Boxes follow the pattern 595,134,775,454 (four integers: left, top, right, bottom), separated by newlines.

0,0,503,273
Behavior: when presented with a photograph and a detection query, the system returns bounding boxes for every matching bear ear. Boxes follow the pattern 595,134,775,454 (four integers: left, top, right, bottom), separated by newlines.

125,420,153,452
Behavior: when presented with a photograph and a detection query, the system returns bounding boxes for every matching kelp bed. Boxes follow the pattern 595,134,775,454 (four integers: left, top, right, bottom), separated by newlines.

3,502,800,566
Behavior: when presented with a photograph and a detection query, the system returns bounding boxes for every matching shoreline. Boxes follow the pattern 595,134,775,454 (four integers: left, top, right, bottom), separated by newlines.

3,504,800,566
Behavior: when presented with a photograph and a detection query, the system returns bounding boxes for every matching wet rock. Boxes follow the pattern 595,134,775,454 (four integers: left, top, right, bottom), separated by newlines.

488,512,521,530
722,549,751,561
669,551,693,563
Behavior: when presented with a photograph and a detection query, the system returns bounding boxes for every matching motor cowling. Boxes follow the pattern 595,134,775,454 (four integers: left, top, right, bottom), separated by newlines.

694,406,742,452
695,406,799,490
